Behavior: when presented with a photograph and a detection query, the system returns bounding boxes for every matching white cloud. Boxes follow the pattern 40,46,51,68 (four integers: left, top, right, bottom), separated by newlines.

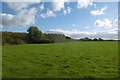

0,25,3,30
39,3,44,11
0,25,3,28
6,2,38,11
77,0,93,8
15,8,37,26
1,13,15,26
1,7,37,27
93,4,96,8
114,18,118,27
51,0,69,12
63,7,71,15
2,0,42,2
1,1,41,28
94,19,112,29
45,28,118,40
40,9,56,19
114,17,119,27
119,16,120,26
90,6,107,16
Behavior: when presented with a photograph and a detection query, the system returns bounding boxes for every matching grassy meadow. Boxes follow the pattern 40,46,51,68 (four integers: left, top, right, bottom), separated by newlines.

2,41,118,78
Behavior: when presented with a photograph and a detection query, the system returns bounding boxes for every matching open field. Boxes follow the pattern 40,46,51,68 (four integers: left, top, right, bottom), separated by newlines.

2,41,118,78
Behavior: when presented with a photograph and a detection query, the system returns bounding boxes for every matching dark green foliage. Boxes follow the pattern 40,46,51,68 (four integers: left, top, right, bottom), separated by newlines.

2,26,107,45
65,36,71,39
98,38,104,41
27,26,45,43
80,37,92,41
79,37,105,41
45,34,67,43
93,38,98,41
2,26,73,45
2,32,27,45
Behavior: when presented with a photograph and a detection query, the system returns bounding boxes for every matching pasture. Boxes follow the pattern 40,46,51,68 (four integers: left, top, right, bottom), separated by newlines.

2,41,118,78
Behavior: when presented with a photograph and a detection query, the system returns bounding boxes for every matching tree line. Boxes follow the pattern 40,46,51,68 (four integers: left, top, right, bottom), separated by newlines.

79,37,104,41
2,26,73,45
2,26,114,45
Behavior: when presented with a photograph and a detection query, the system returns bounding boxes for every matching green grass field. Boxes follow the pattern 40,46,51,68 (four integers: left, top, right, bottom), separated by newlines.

2,41,118,78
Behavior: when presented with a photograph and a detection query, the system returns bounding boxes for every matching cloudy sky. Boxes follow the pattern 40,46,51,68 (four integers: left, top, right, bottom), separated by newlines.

0,0,119,40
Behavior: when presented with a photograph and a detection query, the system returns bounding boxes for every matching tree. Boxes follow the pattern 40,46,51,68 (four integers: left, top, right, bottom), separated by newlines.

65,36,71,39
80,37,92,41
93,38,98,41
27,26,44,43
98,38,103,41
2,32,27,45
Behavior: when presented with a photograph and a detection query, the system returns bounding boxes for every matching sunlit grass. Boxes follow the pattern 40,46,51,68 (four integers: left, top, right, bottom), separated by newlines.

2,41,118,78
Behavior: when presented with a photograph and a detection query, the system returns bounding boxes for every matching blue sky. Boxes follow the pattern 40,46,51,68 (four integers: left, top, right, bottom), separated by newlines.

0,0,119,39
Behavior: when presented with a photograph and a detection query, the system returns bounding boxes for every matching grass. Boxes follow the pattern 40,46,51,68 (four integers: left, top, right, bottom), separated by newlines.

2,41,118,78
0,45,2,78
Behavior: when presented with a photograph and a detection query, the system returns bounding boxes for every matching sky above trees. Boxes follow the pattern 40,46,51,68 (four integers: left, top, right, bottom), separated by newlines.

1,0,119,40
